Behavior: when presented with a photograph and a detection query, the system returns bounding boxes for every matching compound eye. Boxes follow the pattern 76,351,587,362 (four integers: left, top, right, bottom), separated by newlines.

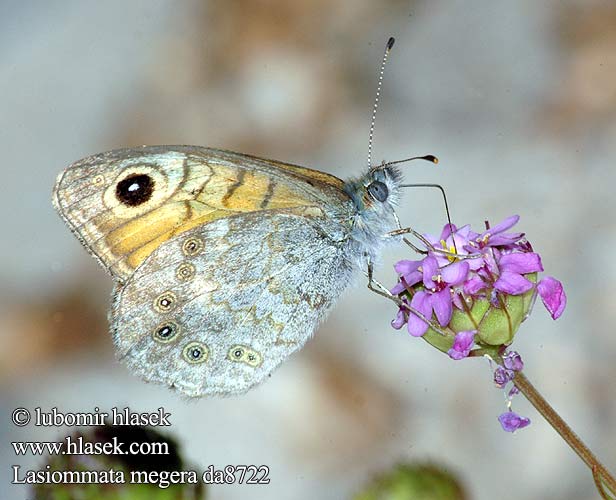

367,181,388,202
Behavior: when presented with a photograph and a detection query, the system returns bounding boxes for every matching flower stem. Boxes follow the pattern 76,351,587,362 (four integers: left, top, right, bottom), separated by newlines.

513,371,616,496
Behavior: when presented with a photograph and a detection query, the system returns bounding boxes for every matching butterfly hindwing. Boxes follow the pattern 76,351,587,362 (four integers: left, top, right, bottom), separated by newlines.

111,209,352,396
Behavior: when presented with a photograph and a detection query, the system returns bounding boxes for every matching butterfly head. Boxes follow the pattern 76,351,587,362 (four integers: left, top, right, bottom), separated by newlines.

344,164,402,211
343,165,403,261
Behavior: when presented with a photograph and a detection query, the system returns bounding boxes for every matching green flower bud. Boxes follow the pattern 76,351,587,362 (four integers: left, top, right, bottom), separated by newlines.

354,463,466,500
422,273,537,356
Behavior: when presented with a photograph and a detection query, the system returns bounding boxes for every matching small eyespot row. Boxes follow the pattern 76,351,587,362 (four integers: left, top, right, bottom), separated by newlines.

153,291,177,313
93,175,105,186
152,321,180,344
176,261,195,282
182,237,204,257
182,341,209,364
227,344,263,368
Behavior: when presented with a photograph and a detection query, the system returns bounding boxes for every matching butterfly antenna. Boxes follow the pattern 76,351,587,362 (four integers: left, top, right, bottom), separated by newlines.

382,155,438,168
367,36,395,169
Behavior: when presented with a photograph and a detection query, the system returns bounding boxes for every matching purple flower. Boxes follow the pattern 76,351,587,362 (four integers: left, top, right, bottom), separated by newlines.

406,256,470,337
421,255,470,292
390,260,423,295
494,366,515,388
508,386,520,398
537,276,566,319
447,330,476,360
498,411,531,432
390,215,566,350
425,223,480,268
387,215,567,436
493,352,522,388
503,351,524,372
474,215,525,249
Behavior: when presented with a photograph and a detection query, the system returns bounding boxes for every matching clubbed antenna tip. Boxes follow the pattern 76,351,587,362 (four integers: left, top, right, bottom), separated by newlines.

367,36,396,168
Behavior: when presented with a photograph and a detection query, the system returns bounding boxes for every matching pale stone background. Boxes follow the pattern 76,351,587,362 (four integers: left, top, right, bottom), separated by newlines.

2,1,615,499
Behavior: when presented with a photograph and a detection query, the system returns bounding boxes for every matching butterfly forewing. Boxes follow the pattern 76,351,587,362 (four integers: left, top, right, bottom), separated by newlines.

52,146,350,281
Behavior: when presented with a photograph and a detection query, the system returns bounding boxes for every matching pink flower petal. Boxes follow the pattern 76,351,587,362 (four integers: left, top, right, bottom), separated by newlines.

431,288,453,326
447,330,476,360
537,276,566,319
498,252,543,274
441,260,470,285
407,315,428,337
421,255,439,289
484,251,499,275
390,281,406,295
404,271,423,287
488,232,525,246
464,275,486,295
451,292,464,310
486,215,520,235
394,260,422,275
494,271,534,295
451,233,471,253
391,308,406,329
407,291,432,337
466,252,486,271
498,411,531,432
439,223,456,241
503,351,524,371
456,224,473,239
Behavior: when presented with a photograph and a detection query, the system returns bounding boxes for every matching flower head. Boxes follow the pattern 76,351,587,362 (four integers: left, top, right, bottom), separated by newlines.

389,216,566,433
390,215,566,353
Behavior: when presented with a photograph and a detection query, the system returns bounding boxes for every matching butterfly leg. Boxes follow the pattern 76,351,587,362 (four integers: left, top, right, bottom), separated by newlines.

365,258,449,336
390,212,425,252
388,226,486,263
366,259,398,301
385,226,430,254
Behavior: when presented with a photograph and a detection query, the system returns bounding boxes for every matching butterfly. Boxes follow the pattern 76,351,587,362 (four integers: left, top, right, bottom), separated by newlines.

51,38,432,397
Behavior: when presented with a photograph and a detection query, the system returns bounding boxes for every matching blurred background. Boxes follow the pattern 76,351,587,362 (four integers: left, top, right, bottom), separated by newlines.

2,1,615,499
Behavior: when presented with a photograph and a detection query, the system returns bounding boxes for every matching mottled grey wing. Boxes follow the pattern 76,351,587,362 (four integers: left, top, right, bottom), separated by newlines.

111,210,352,397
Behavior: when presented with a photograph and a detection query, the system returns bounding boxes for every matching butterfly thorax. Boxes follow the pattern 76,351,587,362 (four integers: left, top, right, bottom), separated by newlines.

343,166,403,267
